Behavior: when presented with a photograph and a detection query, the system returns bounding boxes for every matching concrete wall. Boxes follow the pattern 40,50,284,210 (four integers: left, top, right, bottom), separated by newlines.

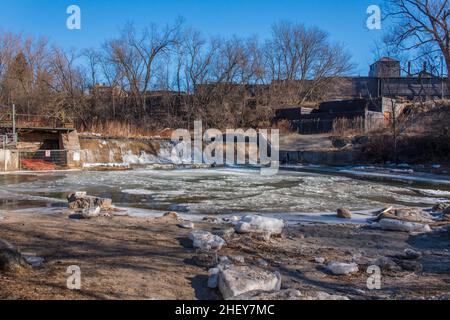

280,150,356,166
0,149,19,172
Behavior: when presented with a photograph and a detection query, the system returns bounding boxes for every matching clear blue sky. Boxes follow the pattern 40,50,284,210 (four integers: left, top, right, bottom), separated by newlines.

0,0,384,75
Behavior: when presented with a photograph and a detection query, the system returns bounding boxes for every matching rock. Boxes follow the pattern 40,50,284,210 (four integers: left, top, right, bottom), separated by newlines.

377,219,431,233
235,215,284,238
0,240,29,272
394,259,423,272
163,211,179,220
189,230,226,251
326,262,359,275
374,257,402,272
433,202,450,212
67,193,112,210
218,265,282,300
178,222,195,229
403,249,422,260
315,257,326,264
337,208,352,219
207,268,220,289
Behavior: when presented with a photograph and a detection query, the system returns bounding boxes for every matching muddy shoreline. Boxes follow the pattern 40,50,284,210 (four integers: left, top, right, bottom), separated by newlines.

1,207,449,300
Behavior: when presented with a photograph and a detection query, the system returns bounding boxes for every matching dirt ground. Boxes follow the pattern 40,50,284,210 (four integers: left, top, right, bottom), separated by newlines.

1,210,450,300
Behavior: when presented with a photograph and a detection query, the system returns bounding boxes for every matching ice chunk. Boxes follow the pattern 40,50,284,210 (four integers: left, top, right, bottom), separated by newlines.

326,262,359,275
189,230,226,251
377,219,431,233
218,265,281,299
234,215,284,237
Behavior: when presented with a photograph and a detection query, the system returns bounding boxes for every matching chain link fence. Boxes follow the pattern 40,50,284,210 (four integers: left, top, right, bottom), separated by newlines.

19,150,68,171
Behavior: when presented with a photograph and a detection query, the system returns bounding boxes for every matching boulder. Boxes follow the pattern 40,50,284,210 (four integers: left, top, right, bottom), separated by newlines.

374,257,402,272
0,240,29,272
337,208,352,219
393,259,423,272
218,265,281,300
377,219,431,234
189,230,226,251
326,262,359,275
234,215,284,238
67,193,112,210
402,249,422,260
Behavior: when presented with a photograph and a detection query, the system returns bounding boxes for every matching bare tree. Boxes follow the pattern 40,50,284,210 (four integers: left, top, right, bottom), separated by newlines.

385,0,450,86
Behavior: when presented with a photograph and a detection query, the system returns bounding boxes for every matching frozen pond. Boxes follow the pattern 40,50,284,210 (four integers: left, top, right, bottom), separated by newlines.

1,168,450,216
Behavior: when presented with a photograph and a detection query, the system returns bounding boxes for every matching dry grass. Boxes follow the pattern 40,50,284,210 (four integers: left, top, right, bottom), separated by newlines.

332,117,365,137
79,121,173,139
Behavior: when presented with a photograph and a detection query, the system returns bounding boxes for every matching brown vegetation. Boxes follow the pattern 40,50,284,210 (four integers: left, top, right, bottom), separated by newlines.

0,20,353,134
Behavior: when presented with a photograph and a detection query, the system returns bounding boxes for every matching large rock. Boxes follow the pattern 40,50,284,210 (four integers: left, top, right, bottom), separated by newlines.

189,230,226,251
337,208,352,219
374,257,402,272
234,215,284,237
0,239,29,272
326,262,359,275
377,218,431,233
67,192,112,210
218,265,281,300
